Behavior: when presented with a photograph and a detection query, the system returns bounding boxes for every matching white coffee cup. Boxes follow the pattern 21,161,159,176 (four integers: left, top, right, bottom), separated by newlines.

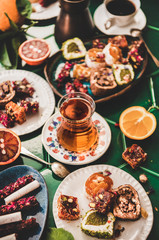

104,0,141,29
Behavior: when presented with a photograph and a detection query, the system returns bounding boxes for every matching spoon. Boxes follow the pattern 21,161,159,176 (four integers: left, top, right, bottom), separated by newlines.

130,28,159,68
20,146,70,178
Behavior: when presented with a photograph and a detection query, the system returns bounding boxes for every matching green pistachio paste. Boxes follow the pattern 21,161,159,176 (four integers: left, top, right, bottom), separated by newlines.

86,212,108,226
67,43,80,53
120,69,131,81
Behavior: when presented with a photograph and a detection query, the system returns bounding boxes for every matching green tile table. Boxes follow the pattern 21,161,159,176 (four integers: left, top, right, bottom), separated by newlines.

0,0,159,239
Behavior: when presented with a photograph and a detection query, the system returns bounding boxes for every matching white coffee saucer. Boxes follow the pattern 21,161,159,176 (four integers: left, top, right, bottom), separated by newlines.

94,3,147,35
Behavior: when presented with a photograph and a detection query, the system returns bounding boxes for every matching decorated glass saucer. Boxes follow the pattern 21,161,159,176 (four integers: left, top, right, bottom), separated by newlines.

42,112,111,165
94,3,146,36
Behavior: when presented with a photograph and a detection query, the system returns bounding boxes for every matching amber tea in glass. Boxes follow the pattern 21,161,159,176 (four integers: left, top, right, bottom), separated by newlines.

57,92,98,152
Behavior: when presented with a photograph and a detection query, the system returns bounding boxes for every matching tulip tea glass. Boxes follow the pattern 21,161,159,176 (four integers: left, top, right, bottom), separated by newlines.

57,92,98,152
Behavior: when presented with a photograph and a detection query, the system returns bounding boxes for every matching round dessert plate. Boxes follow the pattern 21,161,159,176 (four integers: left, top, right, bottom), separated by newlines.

0,165,48,240
30,1,60,20
0,70,55,136
53,164,153,240
42,112,111,165
94,4,147,35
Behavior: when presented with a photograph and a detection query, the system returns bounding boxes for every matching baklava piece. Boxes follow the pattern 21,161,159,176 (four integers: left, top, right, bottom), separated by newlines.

57,194,80,220
113,184,141,220
122,144,147,169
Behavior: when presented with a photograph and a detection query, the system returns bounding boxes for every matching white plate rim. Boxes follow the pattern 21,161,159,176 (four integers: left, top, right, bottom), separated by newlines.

0,69,55,136
41,111,111,165
30,1,60,20
53,164,153,240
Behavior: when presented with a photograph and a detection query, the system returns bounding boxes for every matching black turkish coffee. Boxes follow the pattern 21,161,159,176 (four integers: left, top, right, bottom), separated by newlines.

106,0,136,16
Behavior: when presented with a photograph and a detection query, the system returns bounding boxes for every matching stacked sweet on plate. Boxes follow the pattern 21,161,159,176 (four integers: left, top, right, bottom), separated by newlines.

55,35,145,98
0,175,41,239
57,170,147,239
0,78,39,128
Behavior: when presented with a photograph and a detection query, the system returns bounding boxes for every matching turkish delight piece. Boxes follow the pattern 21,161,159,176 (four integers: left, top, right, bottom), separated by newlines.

89,190,116,214
0,175,34,202
12,78,35,98
20,100,39,114
0,212,22,226
4,180,40,204
0,111,15,128
122,144,147,169
5,101,26,124
0,218,38,238
0,196,39,216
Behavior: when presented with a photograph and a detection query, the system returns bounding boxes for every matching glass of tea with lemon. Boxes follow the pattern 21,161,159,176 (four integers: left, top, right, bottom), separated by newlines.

57,92,99,152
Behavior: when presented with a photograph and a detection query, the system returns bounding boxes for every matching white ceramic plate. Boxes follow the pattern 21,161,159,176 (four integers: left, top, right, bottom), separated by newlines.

94,4,147,35
0,70,55,136
30,1,60,20
53,165,153,240
42,112,111,165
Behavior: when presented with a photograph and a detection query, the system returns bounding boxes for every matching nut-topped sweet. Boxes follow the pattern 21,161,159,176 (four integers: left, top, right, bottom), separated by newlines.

57,194,80,220
122,144,147,169
0,81,15,106
90,67,117,96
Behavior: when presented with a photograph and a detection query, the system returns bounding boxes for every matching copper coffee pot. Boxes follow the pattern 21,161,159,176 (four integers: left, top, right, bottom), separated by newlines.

54,0,95,45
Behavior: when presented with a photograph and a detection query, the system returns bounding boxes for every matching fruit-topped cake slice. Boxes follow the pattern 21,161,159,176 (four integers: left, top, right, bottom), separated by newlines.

57,194,80,220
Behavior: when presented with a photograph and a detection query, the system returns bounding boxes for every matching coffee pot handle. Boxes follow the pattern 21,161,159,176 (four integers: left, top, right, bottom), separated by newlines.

105,18,115,30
